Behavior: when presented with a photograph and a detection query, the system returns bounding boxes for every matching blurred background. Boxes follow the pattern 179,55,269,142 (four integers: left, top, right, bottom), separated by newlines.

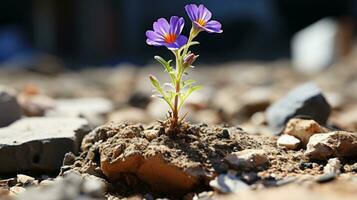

0,0,357,67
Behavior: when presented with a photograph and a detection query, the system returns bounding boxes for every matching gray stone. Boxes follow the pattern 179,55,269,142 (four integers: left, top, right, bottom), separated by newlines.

0,117,91,173
0,86,21,127
209,171,250,193
266,82,331,134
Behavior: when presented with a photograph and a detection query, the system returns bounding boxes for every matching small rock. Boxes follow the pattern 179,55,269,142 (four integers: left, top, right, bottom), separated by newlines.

277,134,301,150
0,117,91,173
323,158,341,175
305,131,357,160
17,174,35,186
0,86,21,127
209,171,250,193
225,149,269,171
283,118,327,146
266,82,331,134
143,129,158,141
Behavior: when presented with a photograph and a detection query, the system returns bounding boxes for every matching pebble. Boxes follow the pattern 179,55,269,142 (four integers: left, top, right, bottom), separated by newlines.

225,149,269,171
323,158,341,175
277,134,301,150
209,171,250,193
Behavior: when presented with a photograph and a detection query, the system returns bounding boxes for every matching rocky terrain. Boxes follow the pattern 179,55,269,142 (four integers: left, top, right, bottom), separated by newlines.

1,49,357,199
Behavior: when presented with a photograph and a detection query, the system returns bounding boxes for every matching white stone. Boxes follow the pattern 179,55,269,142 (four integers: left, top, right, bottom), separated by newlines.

277,135,301,150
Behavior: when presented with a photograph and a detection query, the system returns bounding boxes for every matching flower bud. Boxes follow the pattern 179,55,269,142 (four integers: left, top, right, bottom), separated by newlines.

183,53,199,67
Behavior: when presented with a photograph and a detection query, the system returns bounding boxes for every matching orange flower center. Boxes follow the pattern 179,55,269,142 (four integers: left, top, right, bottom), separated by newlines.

196,18,206,26
164,34,177,44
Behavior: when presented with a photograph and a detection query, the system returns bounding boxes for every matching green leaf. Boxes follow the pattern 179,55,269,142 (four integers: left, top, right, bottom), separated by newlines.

187,41,199,46
149,75,163,93
154,56,175,83
149,75,174,110
183,79,196,87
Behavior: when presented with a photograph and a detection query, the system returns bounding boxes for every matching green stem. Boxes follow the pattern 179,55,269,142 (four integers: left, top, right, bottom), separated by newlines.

182,27,199,57
171,50,182,127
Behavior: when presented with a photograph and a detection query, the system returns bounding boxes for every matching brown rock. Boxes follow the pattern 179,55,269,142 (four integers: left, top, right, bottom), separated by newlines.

305,131,357,160
224,149,269,171
137,155,200,194
284,118,328,146
100,149,200,194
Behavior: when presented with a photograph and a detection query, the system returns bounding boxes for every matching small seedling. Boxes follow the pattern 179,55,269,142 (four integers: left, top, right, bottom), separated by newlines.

146,4,222,131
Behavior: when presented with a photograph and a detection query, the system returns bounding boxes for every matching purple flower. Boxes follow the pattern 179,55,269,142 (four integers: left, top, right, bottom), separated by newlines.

146,16,188,50
185,4,222,33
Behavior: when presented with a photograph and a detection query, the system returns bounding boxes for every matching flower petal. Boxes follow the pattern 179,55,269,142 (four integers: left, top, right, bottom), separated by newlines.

185,4,199,21
165,35,188,50
146,30,165,46
169,16,185,36
197,4,212,21
153,18,170,36
146,30,164,41
203,20,223,33
193,21,207,30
